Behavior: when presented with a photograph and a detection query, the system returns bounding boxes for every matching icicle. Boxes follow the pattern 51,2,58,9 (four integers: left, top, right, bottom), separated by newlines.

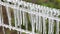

48,19,54,34
25,14,28,31
48,19,51,34
19,10,22,25
56,21,59,34
17,0,22,26
43,17,46,34
36,15,38,32
30,14,35,34
16,9,19,28
13,9,17,28
6,7,11,30
22,12,25,26
17,9,22,34
17,10,20,26
19,10,22,34
38,16,42,34
17,10,22,27
51,19,54,34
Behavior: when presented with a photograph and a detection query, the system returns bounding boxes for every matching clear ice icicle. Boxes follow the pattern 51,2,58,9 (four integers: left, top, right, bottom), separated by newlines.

48,19,54,34
43,17,46,34
56,21,59,34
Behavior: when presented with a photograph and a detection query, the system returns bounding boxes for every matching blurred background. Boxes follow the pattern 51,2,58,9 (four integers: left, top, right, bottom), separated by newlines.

23,0,60,9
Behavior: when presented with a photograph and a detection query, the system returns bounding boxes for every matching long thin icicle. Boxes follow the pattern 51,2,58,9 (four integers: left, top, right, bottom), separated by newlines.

51,19,54,34
19,10,22,25
22,11,25,26
36,15,38,32
48,19,51,34
30,14,35,34
48,19,54,34
6,7,11,30
39,16,42,34
25,14,28,31
56,21,59,34
17,10,20,34
19,10,22,34
38,10,43,34
14,9,18,28
43,17,46,34
16,9,19,28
